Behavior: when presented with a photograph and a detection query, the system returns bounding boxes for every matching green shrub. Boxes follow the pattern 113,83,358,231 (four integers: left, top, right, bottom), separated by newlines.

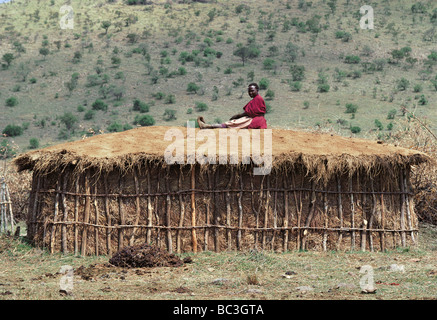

345,103,358,113
153,92,166,100
317,83,330,92
387,122,394,130
132,99,150,113
2,124,23,137
92,99,108,111
387,109,397,119
187,82,200,94
165,94,175,104
195,102,208,112
344,55,361,64
163,109,177,121
374,119,383,130
5,97,18,107
29,138,39,149
265,89,275,100
84,110,95,120
134,114,155,126
107,122,123,132
350,126,361,134
289,81,302,92
263,58,276,70
224,67,232,74
259,78,270,90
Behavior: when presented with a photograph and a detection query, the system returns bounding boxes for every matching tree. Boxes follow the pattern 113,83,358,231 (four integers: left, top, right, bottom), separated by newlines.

2,53,14,68
59,112,78,131
233,44,260,66
101,21,111,34
39,47,49,60
284,42,299,63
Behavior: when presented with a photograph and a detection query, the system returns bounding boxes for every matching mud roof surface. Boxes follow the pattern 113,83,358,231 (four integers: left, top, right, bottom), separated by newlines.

13,126,431,178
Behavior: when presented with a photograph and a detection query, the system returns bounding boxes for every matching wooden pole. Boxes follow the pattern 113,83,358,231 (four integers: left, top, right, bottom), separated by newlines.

271,176,279,251
322,188,328,252
302,180,316,251
166,168,173,253
191,165,198,253
399,169,407,247
118,173,125,252
349,176,355,251
177,170,186,253
369,178,376,252
204,170,212,252
4,181,14,235
154,171,161,247
404,169,415,245
250,174,263,250
283,175,289,252
50,176,61,254
225,167,233,250
81,171,91,256
214,169,220,252
336,176,343,250
262,175,270,250
237,172,244,251
30,174,40,240
292,172,302,250
61,173,69,253
129,167,141,246
103,175,112,255
74,178,79,256
380,193,386,252
146,163,153,244
94,184,99,255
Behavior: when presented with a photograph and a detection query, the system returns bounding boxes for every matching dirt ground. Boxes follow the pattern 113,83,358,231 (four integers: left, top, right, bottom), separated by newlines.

0,222,436,302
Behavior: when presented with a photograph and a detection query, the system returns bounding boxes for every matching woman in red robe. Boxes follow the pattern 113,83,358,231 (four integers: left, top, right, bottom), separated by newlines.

197,83,267,129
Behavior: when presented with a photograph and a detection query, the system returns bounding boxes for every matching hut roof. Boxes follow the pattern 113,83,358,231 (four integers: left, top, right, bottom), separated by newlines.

13,126,431,180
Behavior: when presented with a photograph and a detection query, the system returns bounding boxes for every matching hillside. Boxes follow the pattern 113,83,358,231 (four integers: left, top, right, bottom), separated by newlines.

1,0,437,157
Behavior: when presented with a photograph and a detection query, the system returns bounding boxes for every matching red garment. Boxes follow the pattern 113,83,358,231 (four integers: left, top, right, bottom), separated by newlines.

244,94,267,129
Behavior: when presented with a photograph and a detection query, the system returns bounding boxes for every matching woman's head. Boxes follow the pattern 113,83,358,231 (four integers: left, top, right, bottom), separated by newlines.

248,83,259,98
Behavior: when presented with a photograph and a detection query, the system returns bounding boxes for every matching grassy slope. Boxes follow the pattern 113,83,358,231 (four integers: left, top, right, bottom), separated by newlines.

1,0,437,155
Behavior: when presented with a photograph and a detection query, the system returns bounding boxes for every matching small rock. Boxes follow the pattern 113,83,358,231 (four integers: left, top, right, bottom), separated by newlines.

245,288,263,294
59,289,73,296
285,271,297,275
389,264,405,272
296,286,314,293
336,283,357,290
211,278,230,285
361,288,377,294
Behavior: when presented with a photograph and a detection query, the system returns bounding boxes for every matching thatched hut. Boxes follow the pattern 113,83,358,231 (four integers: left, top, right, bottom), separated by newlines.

13,126,431,255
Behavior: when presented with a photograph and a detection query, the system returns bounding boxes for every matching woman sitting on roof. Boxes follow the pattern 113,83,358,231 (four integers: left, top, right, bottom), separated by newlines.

197,83,267,129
